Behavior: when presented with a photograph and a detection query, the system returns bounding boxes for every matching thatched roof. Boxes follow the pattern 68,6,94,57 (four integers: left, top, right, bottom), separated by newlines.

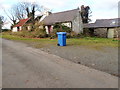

43,8,80,25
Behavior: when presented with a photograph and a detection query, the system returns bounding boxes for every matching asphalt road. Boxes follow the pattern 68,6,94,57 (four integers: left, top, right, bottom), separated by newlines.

40,45,118,76
0,38,2,88
2,38,118,88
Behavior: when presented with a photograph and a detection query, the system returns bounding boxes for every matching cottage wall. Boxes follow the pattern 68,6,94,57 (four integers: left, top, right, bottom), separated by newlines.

12,27,18,32
94,28,108,38
45,26,49,34
28,26,31,31
72,11,83,34
19,26,22,31
62,22,71,28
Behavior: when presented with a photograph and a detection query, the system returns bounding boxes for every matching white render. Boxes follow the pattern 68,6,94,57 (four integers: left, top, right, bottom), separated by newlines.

28,26,31,31
12,27,18,32
45,26,49,34
62,22,72,28
19,26,22,31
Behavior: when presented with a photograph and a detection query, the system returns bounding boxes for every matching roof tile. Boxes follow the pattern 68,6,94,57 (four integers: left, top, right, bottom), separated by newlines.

13,18,30,27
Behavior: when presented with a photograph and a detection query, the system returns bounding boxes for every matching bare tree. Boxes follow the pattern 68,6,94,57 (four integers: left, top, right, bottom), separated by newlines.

0,16,5,30
0,16,3,30
4,8,17,25
13,4,25,20
15,2,44,21
4,2,46,25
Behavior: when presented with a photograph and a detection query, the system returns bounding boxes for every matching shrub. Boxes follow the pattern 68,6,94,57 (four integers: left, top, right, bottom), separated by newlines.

70,31,77,38
33,28,47,38
53,23,72,33
11,28,46,38
2,29,10,32
12,21,47,38
50,23,72,39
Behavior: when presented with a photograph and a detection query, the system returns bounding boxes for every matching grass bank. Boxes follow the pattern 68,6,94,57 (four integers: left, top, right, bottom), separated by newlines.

2,32,119,48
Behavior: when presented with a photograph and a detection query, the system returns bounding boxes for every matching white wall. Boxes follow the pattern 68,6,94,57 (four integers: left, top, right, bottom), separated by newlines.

28,26,31,31
12,27,18,32
62,22,71,28
19,26,22,31
45,26,49,34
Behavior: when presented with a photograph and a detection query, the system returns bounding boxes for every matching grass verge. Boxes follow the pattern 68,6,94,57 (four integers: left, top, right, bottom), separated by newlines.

1,32,119,49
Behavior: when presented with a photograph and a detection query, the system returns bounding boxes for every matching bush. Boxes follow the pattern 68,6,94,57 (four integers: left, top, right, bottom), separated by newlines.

53,23,72,33
2,29,10,32
33,28,47,38
50,23,72,39
10,21,47,38
11,28,46,38
70,31,77,38
50,23,86,38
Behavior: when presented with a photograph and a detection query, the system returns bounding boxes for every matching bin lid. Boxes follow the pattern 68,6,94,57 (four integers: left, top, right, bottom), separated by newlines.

57,32,67,34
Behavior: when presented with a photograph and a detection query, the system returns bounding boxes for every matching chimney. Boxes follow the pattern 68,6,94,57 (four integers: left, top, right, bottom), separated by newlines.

45,11,52,16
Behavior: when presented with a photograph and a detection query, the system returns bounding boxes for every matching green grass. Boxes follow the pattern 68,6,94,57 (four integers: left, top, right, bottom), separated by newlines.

2,33,57,48
67,37,119,50
2,32,119,49
0,33,2,38
67,37,119,47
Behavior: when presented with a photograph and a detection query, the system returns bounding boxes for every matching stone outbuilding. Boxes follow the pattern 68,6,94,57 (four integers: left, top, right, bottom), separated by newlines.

84,18,120,38
42,8,83,34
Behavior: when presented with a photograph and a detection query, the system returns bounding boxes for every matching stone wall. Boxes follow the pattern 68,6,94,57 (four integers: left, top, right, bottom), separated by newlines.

114,27,120,38
83,28,94,37
94,28,108,38
84,27,120,38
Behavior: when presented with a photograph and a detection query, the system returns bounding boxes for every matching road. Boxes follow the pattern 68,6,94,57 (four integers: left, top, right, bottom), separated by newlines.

2,38,118,88
40,44,118,76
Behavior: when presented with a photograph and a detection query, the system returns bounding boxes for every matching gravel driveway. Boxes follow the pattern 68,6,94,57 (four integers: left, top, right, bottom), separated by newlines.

40,45,119,76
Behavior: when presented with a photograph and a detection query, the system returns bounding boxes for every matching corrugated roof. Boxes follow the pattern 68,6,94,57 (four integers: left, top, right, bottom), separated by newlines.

84,18,120,28
43,9,79,25
13,18,30,27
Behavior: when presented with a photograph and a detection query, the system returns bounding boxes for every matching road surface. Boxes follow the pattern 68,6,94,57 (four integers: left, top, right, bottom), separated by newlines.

2,38,118,88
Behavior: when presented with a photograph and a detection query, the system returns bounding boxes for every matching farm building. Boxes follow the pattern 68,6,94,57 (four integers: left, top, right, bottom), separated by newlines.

12,18,31,32
12,8,84,34
84,18,120,38
41,8,83,34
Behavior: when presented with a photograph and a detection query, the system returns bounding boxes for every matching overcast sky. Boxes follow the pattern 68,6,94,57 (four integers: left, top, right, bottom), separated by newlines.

0,0,119,29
